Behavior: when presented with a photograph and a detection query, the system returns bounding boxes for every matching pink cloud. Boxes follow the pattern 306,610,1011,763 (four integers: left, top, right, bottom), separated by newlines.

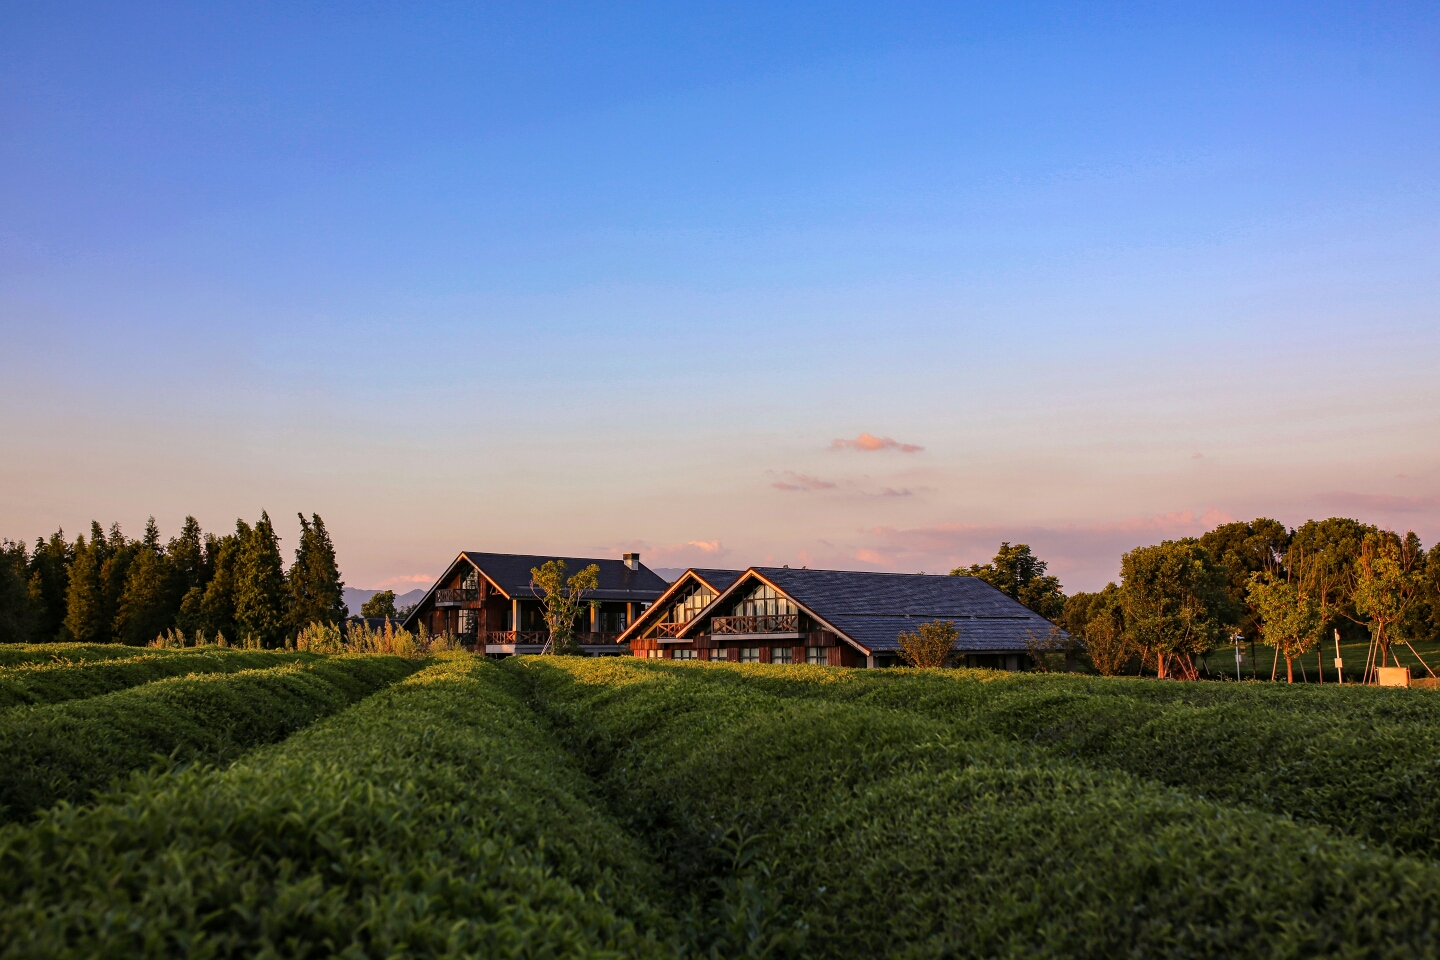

831,432,924,453
772,471,837,492
1316,492,1440,516
376,573,439,588
602,538,732,567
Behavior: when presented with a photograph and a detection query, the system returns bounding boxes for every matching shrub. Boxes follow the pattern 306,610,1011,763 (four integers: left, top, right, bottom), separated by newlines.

0,649,319,710
0,656,421,822
0,643,186,668
0,656,674,957
516,658,1440,959
895,619,957,668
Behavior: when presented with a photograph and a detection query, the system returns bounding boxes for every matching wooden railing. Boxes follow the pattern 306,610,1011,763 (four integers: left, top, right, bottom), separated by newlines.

435,588,478,605
709,614,799,635
480,630,628,646
656,622,687,637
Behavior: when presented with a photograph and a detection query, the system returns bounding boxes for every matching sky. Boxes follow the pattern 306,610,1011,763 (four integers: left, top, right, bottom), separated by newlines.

2,1,1437,593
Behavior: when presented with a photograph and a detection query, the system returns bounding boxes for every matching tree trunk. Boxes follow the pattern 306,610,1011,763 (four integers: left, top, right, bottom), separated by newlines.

1286,656,1293,683
1156,653,1167,680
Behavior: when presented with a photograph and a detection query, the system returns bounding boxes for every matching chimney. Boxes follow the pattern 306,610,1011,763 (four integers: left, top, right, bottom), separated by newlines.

623,552,640,571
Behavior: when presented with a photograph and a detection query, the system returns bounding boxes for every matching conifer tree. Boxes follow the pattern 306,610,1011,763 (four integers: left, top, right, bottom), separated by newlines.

288,513,347,630
98,522,135,642
0,540,38,644
115,519,173,645
62,535,107,643
198,524,247,640
27,529,72,642
234,512,288,646
167,516,207,594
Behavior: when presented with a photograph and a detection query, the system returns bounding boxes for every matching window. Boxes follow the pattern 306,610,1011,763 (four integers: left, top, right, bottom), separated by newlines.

771,647,793,665
732,583,798,618
673,648,696,660
671,584,717,624
739,647,761,663
709,648,729,662
806,647,827,665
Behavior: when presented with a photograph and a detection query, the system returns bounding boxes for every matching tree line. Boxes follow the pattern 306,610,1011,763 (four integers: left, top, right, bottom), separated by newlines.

954,518,1440,680
0,512,346,647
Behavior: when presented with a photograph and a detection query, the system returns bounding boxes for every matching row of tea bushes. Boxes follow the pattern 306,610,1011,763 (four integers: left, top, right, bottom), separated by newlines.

519,658,1440,959
0,642,201,667
0,649,323,710
662,663,1440,858
0,656,675,958
0,656,422,823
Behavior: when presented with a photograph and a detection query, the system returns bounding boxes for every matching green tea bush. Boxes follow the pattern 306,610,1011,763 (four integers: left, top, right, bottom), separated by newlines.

519,658,1440,959
0,649,320,709
0,643,192,667
0,656,674,958
0,656,421,822
614,662,1440,858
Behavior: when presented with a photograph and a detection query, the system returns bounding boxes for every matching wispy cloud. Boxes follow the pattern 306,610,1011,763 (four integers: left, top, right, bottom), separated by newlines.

603,538,731,566
376,573,439,588
1315,492,1440,517
771,471,837,492
831,432,923,453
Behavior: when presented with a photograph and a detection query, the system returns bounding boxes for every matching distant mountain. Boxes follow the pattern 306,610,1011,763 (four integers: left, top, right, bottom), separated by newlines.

343,587,427,615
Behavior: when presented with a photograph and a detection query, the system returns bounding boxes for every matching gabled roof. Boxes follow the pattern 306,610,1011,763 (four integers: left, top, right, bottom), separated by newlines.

615,567,745,646
401,551,671,630
683,567,1060,654
458,551,669,601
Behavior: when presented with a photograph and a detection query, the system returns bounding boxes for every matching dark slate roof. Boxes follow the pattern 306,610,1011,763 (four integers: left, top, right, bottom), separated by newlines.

753,567,1061,654
461,552,669,600
690,568,745,593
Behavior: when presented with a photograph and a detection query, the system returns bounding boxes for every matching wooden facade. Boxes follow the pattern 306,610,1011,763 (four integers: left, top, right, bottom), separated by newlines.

401,551,668,655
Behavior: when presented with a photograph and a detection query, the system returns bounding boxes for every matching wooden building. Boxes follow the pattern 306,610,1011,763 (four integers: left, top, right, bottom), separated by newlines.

401,551,669,655
620,566,1060,668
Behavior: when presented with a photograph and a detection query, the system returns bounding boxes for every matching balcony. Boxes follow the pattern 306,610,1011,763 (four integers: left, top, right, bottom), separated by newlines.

656,622,688,637
709,614,799,636
435,588,479,606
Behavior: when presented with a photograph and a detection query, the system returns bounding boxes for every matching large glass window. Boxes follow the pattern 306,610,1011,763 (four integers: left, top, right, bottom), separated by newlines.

771,646,793,664
671,583,717,623
806,647,827,665
739,647,761,663
732,583,797,618
709,648,728,662
673,648,697,660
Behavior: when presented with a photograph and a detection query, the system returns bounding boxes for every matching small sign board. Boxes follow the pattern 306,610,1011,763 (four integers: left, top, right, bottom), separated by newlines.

1377,666,1411,688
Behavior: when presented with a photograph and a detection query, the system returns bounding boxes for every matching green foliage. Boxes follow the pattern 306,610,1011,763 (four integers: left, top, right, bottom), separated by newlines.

518,659,1440,958
0,643,185,667
233,511,288,647
1120,538,1233,679
288,513,346,630
0,648,318,710
60,534,106,645
25,530,72,643
1060,582,1130,674
895,619,957,667
360,588,398,618
0,657,673,957
0,655,420,823
1199,518,1291,639
113,538,173,646
951,541,1065,620
1352,530,1428,667
530,559,600,654
0,541,38,645
1247,572,1324,682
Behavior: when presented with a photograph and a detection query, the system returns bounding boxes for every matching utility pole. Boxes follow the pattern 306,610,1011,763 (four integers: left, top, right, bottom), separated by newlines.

1233,634,1243,682
1334,628,1344,685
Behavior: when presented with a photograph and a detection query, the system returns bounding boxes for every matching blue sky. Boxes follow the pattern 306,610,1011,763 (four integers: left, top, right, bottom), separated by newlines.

2,1,1437,592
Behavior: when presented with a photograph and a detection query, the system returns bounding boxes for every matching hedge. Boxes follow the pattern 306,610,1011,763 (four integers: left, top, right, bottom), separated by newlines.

0,655,674,958
0,655,421,823
609,661,1440,858
0,649,321,710
0,643,194,667
517,658,1440,959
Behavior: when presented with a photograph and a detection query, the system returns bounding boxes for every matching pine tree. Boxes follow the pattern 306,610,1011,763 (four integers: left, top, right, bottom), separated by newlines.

98,522,135,642
234,512,288,647
289,513,347,630
0,539,38,644
27,529,72,642
198,524,247,640
62,535,107,643
167,516,207,594
115,539,173,645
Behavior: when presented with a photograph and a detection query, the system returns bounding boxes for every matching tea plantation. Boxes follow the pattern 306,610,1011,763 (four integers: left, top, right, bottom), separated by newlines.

3,650,1440,957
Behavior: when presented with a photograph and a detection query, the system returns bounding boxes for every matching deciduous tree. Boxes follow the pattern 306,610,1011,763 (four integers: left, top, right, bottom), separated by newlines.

1120,539,1231,680
361,590,398,619
951,542,1066,620
1352,531,1426,672
1247,571,1323,683
530,560,599,655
